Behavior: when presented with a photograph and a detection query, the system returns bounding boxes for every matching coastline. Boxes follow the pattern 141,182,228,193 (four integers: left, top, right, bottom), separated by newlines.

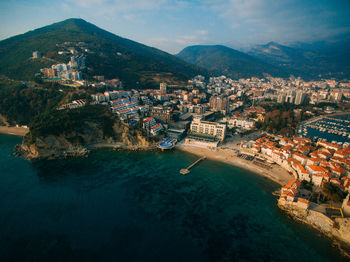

0,126,29,137
176,143,294,186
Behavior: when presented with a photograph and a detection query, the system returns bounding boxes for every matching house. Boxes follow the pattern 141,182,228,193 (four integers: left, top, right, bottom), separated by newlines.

317,141,342,151
334,147,350,159
318,151,332,160
307,158,323,166
332,167,347,177
330,177,342,186
295,164,311,182
281,179,301,194
296,197,310,210
306,165,329,175
143,117,156,130
150,123,163,136
280,180,301,203
312,172,331,186
293,152,309,165
293,137,312,144
271,151,284,163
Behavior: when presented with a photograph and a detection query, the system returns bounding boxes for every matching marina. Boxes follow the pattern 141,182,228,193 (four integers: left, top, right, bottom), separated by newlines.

298,114,350,144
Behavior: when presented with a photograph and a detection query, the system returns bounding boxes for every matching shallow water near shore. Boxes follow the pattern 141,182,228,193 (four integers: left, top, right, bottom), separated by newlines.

0,134,347,261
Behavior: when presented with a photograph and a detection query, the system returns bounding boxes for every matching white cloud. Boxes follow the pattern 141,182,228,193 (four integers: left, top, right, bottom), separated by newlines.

175,30,208,45
206,0,350,43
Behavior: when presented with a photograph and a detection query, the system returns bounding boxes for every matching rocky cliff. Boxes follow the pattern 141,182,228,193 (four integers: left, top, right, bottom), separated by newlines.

15,121,156,160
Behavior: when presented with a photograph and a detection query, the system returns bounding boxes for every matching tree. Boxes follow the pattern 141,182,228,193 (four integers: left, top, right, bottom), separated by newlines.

321,182,346,203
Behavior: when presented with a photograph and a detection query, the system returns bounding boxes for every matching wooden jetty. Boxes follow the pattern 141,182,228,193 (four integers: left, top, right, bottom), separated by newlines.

180,156,206,175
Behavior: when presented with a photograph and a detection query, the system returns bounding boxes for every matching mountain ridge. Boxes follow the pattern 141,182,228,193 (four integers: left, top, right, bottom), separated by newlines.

176,44,287,79
248,40,350,79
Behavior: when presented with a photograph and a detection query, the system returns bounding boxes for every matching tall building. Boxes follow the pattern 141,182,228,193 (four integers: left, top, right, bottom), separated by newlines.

285,90,296,104
331,91,343,103
209,95,229,114
277,93,286,103
160,82,167,93
295,91,305,105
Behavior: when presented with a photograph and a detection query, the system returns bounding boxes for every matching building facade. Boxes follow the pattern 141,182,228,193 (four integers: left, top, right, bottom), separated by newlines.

190,117,226,141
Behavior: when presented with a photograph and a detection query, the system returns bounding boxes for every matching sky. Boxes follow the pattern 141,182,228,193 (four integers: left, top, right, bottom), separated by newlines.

1,0,350,54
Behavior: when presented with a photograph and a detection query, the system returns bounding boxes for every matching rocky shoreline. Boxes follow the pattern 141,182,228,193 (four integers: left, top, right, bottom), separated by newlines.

278,202,350,258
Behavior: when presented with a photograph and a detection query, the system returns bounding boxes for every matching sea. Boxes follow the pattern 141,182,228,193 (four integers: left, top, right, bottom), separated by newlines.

0,134,347,262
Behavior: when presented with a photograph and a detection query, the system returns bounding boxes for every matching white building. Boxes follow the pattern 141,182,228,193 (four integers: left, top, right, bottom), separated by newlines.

160,82,167,93
226,118,255,130
190,117,226,141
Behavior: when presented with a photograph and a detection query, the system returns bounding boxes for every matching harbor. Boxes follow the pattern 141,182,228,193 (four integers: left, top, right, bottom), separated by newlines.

298,114,350,144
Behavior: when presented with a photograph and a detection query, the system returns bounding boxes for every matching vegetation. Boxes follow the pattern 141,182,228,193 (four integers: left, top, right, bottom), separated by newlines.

0,80,64,125
27,104,115,142
301,180,313,191
321,182,346,203
0,18,208,87
258,103,310,136
176,45,287,79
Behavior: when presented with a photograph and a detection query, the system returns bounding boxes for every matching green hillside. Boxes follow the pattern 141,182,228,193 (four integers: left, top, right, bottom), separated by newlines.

176,45,287,79
0,18,208,88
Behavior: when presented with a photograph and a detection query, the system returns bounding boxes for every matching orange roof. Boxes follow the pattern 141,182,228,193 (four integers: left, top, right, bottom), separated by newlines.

282,145,294,151
308,157,323,163
318,141,342,149
293,152,308,159
335,147,350,157
286,158,300,164
330,178,341,184
310,151,319,158
332,167,346,174
143,117,153,123
307,165,329,172
286,191,295,198
313,172,332,178
318,151,332,158
284,179,298,188
297,198,309,204
293,137,311,143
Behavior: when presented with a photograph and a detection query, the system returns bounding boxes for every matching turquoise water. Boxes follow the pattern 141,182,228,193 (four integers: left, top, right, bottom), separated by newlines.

0,134,346,261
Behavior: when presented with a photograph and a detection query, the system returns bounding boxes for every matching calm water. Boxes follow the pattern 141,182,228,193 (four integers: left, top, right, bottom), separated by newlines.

0,134,346,261
302,114,350,144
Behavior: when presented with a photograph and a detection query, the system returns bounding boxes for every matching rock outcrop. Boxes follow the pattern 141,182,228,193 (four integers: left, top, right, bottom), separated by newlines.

279,202,350,257
15,121,156,160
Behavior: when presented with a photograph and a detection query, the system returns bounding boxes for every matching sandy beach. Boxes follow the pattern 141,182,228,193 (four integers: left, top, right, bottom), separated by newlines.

176,143,293,186
0,126,29,137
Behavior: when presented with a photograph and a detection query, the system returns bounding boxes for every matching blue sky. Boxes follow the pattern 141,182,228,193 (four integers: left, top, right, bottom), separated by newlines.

1,0,349,54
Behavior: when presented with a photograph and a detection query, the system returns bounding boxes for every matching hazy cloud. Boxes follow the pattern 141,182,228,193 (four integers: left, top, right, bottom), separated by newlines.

207,0,350,43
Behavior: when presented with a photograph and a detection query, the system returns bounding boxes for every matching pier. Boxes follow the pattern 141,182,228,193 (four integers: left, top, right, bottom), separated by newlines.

180,156,206,175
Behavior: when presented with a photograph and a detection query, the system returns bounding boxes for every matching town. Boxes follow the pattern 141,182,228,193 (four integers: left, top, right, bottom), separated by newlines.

32,44,350,239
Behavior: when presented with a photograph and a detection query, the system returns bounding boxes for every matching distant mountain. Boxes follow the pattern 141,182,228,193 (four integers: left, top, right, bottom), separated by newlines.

176,45,287,79
248,40,350,79
0,18,208,88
